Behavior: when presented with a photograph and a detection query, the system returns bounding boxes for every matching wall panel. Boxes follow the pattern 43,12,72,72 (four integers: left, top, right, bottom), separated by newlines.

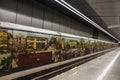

43,7,53,30
32,2,44,28
65,16,70,33
52,12,60,31
59,15,66,33
16,0,33,26
0,0,17,23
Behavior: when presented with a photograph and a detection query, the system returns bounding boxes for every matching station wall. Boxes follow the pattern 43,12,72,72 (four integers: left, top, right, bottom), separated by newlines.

0,0,115,41
98,32,113,41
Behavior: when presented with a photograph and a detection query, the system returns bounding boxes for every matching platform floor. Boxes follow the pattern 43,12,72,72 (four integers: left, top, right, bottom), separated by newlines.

49,48,120,80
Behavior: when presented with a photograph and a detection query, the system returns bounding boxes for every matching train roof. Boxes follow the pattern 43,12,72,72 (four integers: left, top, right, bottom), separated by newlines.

0,21,117,44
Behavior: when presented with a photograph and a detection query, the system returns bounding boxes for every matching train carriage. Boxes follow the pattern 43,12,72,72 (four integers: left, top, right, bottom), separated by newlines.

0,21,118,76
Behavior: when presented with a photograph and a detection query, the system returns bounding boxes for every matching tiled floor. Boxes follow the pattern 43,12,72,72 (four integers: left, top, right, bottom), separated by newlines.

102,53,120,80
49,48,120,80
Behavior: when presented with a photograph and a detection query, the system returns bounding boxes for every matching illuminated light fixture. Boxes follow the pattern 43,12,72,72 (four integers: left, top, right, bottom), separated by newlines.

55,0,119,42
80,36,88,40
97,51,120,80
61,32,81,39
108,24,120,28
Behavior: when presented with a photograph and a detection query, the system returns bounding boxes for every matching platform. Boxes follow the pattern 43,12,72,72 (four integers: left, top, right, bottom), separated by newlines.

49,48,120,80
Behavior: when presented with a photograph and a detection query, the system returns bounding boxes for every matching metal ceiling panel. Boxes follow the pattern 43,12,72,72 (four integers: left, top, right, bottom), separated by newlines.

86,0,120,40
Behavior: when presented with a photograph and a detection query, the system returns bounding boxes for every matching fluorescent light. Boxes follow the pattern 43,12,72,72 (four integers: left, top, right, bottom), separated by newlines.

55,0,82,18
80,36,88,40
61,32,80,38
97,51,120,80
108,24,120,28
55,0,119,42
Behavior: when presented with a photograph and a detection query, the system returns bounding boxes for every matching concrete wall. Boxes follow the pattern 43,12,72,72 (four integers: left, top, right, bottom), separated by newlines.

98,32,113,41
0,0,114,41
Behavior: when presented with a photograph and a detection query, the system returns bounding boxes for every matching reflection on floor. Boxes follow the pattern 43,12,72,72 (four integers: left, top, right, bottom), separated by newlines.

49,48,120,80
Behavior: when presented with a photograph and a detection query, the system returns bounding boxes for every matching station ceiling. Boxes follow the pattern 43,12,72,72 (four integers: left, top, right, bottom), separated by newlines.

36,0,120,41
86,0,120,40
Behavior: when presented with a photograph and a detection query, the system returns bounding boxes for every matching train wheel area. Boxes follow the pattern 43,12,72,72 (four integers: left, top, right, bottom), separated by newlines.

0,47,118,80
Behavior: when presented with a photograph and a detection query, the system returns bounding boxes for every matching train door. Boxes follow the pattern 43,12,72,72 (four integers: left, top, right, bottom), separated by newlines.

0,29,13,75
47,35,61,62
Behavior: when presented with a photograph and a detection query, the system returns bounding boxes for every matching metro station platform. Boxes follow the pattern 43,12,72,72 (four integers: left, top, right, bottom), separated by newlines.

49,48,120,80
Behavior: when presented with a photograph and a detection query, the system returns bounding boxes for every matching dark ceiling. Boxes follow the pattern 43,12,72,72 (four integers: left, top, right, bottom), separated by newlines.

35,0,119,41
86,0,120,40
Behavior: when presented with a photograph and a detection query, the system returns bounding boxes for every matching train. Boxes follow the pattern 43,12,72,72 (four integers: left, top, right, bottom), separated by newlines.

0,21,118,76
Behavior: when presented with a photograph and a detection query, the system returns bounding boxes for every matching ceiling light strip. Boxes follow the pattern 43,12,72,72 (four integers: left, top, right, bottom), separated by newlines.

60,0,118,41
55,0,119,41
61,0,118,41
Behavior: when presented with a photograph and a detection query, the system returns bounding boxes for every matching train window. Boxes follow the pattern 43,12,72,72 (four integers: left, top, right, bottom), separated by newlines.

0,29,12,54
13,30,27,54
64,38,71,49
63,37,79,49
27,32,49,53
69,40,79,48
